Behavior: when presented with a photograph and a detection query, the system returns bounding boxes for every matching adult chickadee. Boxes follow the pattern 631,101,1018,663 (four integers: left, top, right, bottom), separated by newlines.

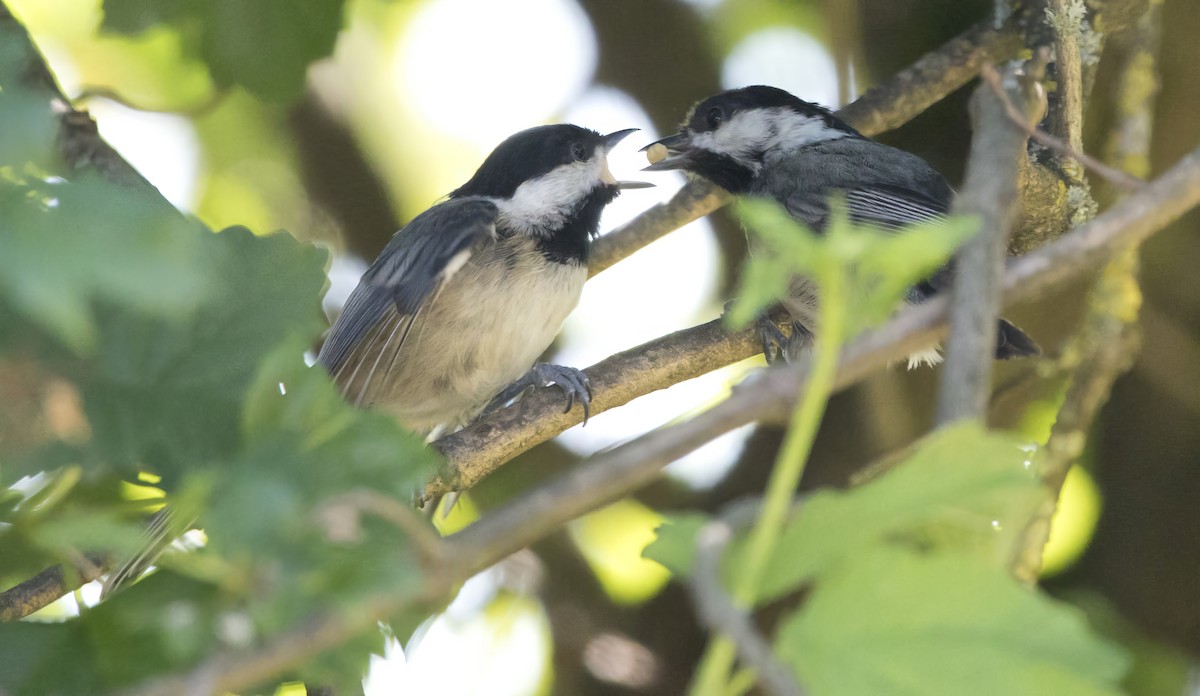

318,124,650,435
643,85,1039,366
102,126,650,599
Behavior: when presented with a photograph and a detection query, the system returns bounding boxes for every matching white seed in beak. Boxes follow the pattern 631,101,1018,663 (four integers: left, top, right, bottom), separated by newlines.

645,143,669,165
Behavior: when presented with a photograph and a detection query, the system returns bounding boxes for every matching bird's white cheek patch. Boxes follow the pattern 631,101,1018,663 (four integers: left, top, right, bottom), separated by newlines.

495,158,603,235
688,108,848,159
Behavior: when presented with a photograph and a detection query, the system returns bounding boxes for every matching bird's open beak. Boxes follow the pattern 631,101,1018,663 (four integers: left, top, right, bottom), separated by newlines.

603,128,655,189
639,132,693,172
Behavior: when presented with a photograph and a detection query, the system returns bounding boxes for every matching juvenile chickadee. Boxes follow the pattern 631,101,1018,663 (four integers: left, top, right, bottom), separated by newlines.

318,124,650,434
643,85,1039,366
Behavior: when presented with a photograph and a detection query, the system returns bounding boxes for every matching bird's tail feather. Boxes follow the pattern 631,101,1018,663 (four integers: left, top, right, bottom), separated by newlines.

995,319,1041,359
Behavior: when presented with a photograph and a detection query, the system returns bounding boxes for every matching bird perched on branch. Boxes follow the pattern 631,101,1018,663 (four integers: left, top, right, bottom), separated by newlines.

643,85,1039,366
318,124,650,435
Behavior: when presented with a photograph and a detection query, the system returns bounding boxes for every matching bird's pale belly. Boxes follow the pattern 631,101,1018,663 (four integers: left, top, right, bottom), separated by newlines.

373,256,586,434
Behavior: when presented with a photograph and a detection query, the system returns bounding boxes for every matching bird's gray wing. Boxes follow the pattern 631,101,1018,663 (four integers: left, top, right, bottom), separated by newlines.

841,182,950,230
317,197,498,405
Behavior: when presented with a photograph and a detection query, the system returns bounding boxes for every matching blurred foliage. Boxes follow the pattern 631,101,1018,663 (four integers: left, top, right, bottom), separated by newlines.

101,0,347,101
648,424,1129,695
0,6,439,692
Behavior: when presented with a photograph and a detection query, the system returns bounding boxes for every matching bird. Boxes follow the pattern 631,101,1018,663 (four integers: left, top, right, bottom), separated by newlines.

641,85,1039,367
101,125,649,599
317,124,651,436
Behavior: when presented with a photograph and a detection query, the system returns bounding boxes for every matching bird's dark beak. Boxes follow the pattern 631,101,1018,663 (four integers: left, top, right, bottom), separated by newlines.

639,132,693,172
602,128,655,190
603,128,640,151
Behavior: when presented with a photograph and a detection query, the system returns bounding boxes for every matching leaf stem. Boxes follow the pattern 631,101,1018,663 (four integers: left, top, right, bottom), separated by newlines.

690,265,848,695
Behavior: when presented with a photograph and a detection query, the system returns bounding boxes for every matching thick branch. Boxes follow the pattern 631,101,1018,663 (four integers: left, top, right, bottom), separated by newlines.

1011,0,1160,583
427,315,766,498
936,57,1046,424
0,2,159,190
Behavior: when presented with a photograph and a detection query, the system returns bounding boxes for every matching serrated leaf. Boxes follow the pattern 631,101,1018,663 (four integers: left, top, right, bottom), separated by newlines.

76,227,328,480
749,423,1044,602
776,550,1129,696
642,512,710,577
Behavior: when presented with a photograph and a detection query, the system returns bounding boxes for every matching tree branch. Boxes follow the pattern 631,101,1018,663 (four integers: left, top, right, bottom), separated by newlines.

936,55,1047,425
836,15,1025,137
1011,0,1160,583
0,2,162,191
0,554,110,622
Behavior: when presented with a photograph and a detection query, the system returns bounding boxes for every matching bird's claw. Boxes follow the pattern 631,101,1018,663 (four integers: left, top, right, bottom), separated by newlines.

532,363,592,424
757,316,813,365
485,362,592,425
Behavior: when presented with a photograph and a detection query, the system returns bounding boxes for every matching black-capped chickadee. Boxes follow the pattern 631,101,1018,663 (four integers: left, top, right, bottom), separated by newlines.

318,124,650,435
643,85,1039,366
103,126,651,599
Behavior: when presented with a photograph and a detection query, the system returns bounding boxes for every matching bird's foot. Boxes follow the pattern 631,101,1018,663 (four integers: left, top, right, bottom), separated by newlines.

757,316,814,365
484,362,592,424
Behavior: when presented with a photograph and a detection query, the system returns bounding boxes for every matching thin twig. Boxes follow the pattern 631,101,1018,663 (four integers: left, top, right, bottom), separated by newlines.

836,15,1025,136
936,53,1048,425
980,65,1146,192
73,85,230,118
690,500,807,696
693,509,805,694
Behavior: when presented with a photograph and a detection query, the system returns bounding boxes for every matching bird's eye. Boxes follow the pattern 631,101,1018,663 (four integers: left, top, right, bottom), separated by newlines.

570,142,589,161
706,107,725,129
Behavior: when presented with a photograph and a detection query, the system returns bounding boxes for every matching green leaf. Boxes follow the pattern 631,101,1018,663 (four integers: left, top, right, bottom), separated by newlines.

725,198,823,328
0,90,56,170
776,550,1129,696
750,423,1044,602
642,512,710,576
29,507,147,559
0,175,212,352
101,0,347,101
76,227,328,479
849,212,979,331
726,197,977,335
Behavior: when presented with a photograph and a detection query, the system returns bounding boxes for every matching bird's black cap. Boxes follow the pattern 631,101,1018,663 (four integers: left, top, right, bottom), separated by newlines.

685,85,859,136
451,124,606,200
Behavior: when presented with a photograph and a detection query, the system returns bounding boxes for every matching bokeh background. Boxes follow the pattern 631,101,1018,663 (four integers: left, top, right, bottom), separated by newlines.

11,0,1200,693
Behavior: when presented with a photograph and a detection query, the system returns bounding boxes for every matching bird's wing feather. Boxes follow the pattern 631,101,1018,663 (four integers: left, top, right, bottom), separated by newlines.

317,198,498,403
841,183,949,230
